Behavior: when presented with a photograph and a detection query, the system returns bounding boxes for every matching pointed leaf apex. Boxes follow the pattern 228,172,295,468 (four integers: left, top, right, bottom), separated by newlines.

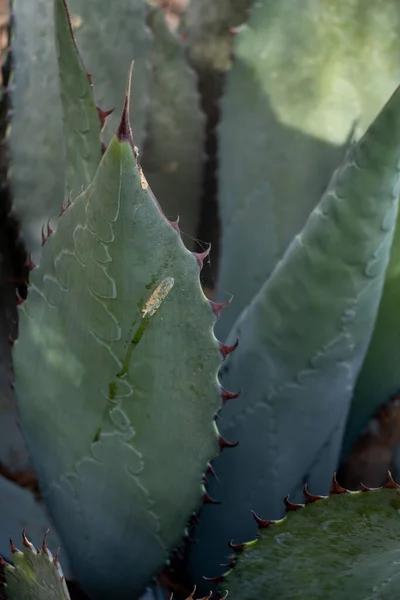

117,61,137,155
9,538,18,554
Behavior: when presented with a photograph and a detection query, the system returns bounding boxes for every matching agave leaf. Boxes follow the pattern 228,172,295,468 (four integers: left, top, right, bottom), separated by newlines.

188,84,400,585
54,0,102,200
13,71,222,599
10,0,150,258
224,478,400,599
343,212,400,457
10,0,65,258
3,533,71,600
216,0,400,338
65,0,151,147
141,4,204,246
0,477,70,576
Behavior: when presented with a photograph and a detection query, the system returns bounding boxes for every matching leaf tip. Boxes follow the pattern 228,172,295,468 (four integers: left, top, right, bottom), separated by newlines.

117,61,137,156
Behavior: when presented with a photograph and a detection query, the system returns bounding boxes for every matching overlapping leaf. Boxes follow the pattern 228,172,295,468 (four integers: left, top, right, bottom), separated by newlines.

10,0,65,258
189,83,400,586
216,0,400,338
3,533,71,600
13,70,222,598
54,0,102,199
224,481,400,599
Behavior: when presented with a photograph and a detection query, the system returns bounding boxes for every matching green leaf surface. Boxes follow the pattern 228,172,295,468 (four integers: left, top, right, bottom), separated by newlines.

343,244,400,458
216,0,400,338
10,0,151,259
4,533,71,600
224,483,400,600
189,84,400,586
54,0,102,200
65,0,151,147
13,85,222,599
141,5,204,245
10,0,65,259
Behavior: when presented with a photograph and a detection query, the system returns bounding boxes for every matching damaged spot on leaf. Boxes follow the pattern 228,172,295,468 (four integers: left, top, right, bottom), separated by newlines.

142,277,175,318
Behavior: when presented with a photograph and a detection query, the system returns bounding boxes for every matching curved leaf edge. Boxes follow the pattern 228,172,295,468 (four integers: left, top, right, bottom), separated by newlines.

214,471,400,590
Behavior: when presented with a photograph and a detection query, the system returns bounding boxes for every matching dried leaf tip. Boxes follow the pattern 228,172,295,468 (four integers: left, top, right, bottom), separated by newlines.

117,61,137,157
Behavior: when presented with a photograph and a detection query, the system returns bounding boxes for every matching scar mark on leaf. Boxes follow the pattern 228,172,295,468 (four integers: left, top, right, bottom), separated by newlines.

142,277,174,318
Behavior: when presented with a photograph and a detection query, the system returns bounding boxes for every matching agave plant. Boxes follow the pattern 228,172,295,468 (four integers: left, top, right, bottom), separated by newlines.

2,0,400,599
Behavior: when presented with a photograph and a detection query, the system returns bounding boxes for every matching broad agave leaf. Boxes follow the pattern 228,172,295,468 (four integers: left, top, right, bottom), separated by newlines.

3,532,71,600
141,4,204,246
188,84,400,585
223,475,400,599
54,0,102,200
12,70,224,599
216,0,400,338
10,0,65,258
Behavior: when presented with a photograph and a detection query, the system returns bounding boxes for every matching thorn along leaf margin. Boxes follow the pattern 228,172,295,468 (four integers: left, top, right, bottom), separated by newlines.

1,531,70,599
205,472,400,585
